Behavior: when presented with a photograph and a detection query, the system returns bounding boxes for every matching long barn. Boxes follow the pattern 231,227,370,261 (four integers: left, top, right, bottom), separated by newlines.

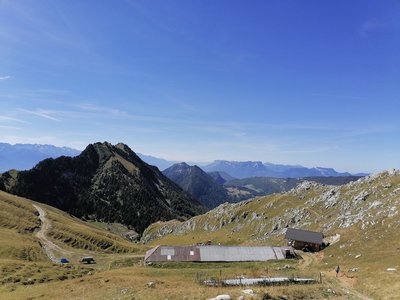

144,245,295,263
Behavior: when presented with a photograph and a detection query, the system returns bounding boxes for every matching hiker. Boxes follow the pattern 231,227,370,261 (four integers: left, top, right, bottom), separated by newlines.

335,265,340,277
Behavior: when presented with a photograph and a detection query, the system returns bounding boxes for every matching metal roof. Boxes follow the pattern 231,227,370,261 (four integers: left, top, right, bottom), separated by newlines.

285,228,323,244
145,245,294,262
198,246,284,262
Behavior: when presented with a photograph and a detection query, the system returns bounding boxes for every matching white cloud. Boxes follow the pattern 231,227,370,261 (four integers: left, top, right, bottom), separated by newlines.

76,103,125,115
360,19,386,36
19,108,61,122
0,115,26,123
0,125,22,130
0,76,12,80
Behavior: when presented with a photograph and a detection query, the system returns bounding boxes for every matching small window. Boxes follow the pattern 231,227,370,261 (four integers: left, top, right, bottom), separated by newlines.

190,251,194,256
167,255,171,260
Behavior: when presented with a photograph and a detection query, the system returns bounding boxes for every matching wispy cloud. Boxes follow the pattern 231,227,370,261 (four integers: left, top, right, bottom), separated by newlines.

76,103,125,116
0,75,12,80
360,19,386,36
0,115,26,123
19,108,61,122
0,125,22,130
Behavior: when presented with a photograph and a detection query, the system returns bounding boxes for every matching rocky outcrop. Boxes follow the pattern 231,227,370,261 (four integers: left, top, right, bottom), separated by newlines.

142,169,400,243
0,142,205,234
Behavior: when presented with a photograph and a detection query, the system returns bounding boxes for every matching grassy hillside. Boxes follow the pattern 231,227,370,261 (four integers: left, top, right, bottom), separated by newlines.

0,190,145,290
0,191,44,262
225,176,299,195
0,191,346,300
142,170,400,298
1,171,399,299
225,176,362,196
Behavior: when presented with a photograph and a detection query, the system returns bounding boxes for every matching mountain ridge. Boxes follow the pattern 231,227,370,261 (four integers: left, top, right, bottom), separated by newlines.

0,142,205,234
202,159,366,178
162,162,231,209
0,142,80,172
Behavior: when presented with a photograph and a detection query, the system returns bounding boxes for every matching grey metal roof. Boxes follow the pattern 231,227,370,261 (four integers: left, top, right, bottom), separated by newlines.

198,246,284,262
285,228,323,244
145,245,295,262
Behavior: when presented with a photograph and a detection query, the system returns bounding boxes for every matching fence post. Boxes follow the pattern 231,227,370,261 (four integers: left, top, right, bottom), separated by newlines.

319,272,322,284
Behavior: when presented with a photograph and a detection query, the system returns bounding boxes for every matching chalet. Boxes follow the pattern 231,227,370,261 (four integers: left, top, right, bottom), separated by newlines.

285,228,324,252
144,245,295,263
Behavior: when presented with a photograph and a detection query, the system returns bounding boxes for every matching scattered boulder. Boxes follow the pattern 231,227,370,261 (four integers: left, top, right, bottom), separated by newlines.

386,268,397,272
121,288,129,294
242,289,255,295
208,295,231,300
283,264,294,269
350,268,359,272
326,288,336,294
124,230,140,242
147,281,155,288
355,254,362,259
352,191,369,203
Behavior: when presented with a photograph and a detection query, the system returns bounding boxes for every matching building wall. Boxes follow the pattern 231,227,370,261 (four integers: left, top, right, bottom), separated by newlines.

291,240,321,252
145,246,200,262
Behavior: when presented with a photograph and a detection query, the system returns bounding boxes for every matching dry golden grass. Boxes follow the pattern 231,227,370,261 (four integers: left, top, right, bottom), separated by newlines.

2,172,400,299
0,261,338,300
45,207,143,254
0,191,148,292
142,172,400,299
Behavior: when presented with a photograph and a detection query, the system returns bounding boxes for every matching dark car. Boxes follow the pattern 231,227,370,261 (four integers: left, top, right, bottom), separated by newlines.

80,256,96,264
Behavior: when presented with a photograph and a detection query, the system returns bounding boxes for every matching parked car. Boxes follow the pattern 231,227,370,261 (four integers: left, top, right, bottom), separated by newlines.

80,256,96,264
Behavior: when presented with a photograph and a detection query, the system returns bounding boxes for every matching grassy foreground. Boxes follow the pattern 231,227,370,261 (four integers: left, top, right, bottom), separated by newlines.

0,259,346,300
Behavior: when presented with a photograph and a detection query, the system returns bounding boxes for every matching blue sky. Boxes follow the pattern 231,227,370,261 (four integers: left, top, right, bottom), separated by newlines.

0,0,399,173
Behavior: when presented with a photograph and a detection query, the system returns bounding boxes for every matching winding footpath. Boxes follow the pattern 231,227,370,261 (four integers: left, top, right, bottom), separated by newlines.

32,204,71,263
298,252,373,300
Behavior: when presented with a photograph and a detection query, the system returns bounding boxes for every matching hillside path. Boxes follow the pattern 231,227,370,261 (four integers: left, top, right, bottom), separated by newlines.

33,204,71,263
298,252,373,300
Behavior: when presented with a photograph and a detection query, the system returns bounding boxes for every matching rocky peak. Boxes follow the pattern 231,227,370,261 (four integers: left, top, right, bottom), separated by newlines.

0,141,204,234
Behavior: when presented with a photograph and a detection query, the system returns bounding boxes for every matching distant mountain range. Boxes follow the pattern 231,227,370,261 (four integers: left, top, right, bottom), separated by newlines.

134,155,368,179
0,142,204,234
136,153,176,171
0,143,80,172
0,142,368,179
202,160,368,179
162,163,364,209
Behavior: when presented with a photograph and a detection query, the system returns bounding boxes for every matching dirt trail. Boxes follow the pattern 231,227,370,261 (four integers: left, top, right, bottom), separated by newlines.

298,251,372,300
33,204,71,263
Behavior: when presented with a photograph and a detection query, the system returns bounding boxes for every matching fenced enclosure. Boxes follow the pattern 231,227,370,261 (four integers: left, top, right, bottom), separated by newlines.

195,270,321,287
